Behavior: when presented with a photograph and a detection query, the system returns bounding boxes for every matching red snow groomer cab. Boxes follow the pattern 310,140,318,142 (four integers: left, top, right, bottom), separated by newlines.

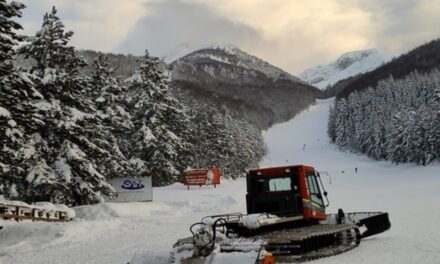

182,168,221,189
246,164,327,221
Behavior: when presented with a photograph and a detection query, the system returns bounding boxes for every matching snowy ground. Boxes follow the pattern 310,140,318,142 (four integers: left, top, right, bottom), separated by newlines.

1,98,439,264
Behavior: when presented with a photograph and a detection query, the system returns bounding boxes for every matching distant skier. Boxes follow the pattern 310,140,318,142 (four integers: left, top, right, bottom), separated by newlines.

355,167,358,174
302,144,306,151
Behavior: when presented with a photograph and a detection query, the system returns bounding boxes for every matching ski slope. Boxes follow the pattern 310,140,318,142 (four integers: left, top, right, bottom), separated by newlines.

261,98,440,263
1,98,439,264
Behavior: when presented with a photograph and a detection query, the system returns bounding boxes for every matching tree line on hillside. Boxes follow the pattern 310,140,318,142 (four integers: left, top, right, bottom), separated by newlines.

328,70,440,165
0,2,264,205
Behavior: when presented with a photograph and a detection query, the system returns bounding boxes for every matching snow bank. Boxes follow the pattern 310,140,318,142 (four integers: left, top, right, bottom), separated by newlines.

106,202,173,218
74,203,118,220
130,250,172,264
0,221,66,249
34,201,56,212
55,204,76,219
7,200,31,207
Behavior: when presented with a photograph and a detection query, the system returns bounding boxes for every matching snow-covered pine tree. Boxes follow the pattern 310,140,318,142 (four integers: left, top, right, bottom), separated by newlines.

190,105,232,171
0,0,25,77
345,91,361,150
333,98,349,148
327,104,336,142
428,87,440,162
126,51,193,186
385,112,403,163
90,54,135,179
0,73,45,199
0,0,41,198
19,6,86,84
188,101,264,178
225,117,264,177
0,0,24,182
350,92,367,152
18,6,116,205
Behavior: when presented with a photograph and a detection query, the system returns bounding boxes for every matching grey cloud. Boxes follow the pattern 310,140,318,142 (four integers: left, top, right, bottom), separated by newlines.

354,0,419,15
117,0,265,58
355,0,440,54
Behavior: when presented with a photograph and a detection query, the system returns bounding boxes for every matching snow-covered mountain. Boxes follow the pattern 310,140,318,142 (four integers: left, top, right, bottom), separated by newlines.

174,44,302,82
170,44,320,128
299,49,391,90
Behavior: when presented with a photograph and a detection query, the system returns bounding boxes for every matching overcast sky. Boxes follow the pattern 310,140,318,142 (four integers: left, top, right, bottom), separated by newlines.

18,0,440,74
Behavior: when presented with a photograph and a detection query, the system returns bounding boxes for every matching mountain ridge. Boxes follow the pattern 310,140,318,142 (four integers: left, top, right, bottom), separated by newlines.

170,45,322,128
176,44,302,82
299,49,390,90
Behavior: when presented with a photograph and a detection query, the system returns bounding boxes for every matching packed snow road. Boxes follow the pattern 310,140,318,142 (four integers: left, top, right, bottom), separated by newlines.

1,98,439,264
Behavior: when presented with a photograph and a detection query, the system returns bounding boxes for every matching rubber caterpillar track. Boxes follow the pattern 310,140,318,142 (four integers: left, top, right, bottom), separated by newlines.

263,224,361,262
